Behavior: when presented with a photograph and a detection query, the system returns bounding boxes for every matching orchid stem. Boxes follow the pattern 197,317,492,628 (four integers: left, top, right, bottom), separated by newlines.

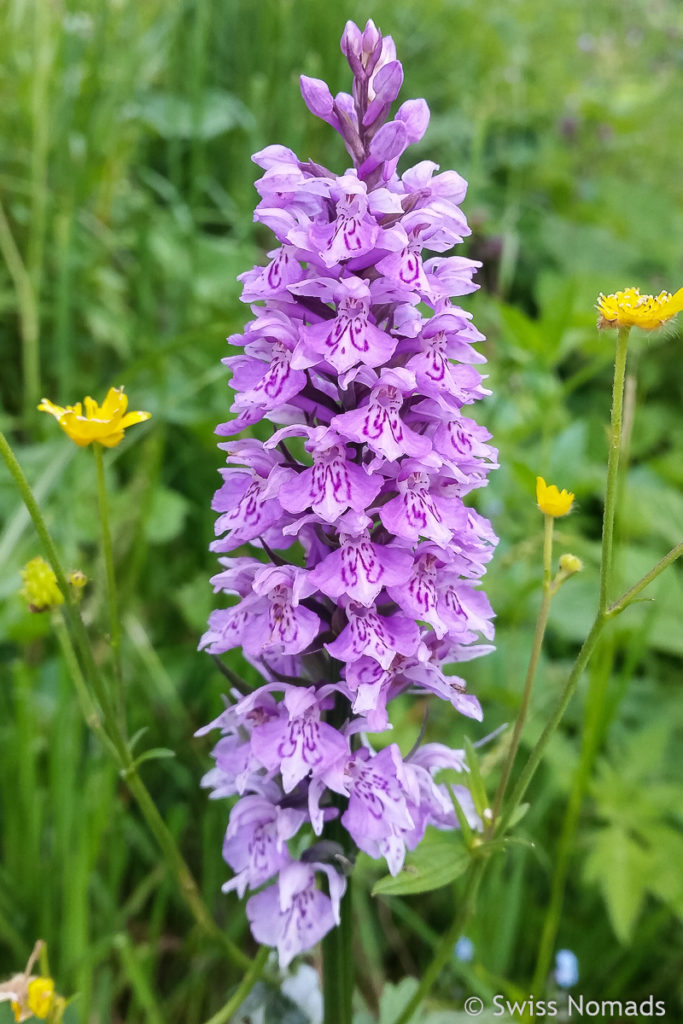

322,872,354,1024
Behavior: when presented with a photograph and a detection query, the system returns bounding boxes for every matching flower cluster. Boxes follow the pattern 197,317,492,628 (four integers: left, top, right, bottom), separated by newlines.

198,19,498,967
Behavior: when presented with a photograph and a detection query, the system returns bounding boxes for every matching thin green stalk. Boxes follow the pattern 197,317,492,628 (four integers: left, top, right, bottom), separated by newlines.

499,610,605,836
530,642,612,993
201,946,270,1024
607,541,683,617
323,876,354,1024
531,365,637,991
0,430,252,971
114,933,166,1024
121,771,250,968
391,858,486,1024
53,613,120,764
599,327,630,613
500,325,630,834
490,514,554,830
0,429,121,740
93,442,125,729
0,200,40,423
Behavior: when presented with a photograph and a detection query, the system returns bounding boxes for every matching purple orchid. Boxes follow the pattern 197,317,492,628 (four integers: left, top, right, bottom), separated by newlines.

198,18,498,967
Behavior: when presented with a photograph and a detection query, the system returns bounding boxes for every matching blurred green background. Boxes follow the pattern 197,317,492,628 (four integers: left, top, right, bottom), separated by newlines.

1,0,682,1020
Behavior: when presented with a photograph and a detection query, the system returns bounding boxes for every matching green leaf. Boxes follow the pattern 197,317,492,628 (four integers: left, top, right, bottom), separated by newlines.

584,826,648,943
144,487,188,544
372,831,470,896
463,736,490,820
447,784,473,845
376,979,419,1024
643,826,683,919
506,802,530,830
127,727,149,754
130,748,176,772
135,89,253,140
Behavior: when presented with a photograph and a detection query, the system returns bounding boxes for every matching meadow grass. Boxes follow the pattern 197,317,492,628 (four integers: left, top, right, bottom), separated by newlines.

1,0,682,1020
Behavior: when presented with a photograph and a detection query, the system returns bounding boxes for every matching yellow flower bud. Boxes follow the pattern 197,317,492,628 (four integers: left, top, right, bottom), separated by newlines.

559,553,583,575
68,569,88,589
536,477,575,518
20,557,64,613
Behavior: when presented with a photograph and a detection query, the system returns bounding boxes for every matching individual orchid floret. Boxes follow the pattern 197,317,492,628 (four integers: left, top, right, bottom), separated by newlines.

246,860,347,969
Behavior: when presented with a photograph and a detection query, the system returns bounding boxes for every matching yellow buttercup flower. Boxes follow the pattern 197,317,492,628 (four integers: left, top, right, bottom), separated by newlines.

20,557,64,613
18,977,54,1020
1,942,62,1023
536,477,574,518
597,286,683,331
38,387,151,448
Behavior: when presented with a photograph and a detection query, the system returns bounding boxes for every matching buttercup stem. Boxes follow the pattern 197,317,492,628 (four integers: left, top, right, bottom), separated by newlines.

386,322,679,1019
531,635,612,995
599,326,630,614
92,442,125,730
201,946,270,1024
531,363,637,992
0,428,121,741
0,429,252,971
490,514,554,831
53,612,120,763
607,541,683,617
390,857,487,1024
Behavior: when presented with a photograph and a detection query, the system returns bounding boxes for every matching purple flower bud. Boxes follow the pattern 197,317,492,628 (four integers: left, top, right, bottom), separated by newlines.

340,20,363,68
396,98,430,144
361,19,381,60
300,75,336,124
362,60,404,127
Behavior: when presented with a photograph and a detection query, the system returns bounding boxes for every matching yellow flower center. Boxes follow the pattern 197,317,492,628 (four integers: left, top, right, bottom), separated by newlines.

597,286,683,331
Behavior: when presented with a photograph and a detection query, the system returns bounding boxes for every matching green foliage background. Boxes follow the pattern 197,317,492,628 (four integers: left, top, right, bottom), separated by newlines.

0,0,681,1020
